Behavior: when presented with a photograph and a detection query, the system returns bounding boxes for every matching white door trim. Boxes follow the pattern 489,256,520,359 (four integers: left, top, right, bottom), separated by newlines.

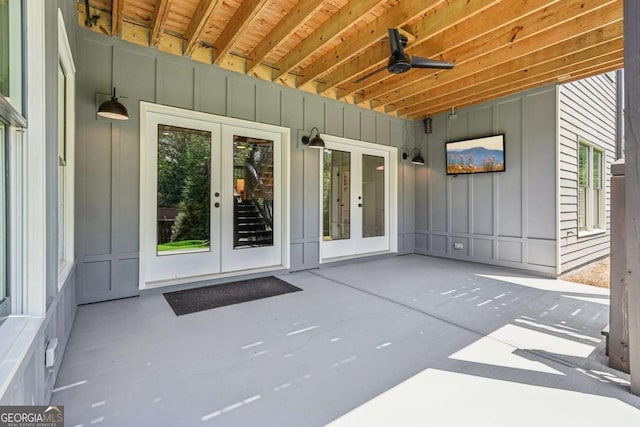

139,102,290,289
318,134,398,263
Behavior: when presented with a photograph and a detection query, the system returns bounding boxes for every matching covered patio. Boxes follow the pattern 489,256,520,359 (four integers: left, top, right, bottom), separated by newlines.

52,255,640,426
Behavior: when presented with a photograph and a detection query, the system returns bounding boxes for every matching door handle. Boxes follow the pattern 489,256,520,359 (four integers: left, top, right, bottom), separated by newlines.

214,202,220,208
214,192,220,197
358,203,362,207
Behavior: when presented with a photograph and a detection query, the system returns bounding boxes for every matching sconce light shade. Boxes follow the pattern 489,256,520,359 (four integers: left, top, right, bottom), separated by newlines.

301,127,325,148
403,148,425,166
411,150,425,165
98,88,129,121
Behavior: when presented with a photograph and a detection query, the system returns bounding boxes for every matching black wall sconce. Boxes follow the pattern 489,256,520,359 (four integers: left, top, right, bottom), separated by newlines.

97,88,129,121
403,148,425,166
301,127,325,148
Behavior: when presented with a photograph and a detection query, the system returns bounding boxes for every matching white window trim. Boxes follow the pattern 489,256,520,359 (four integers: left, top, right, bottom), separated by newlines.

577,138,606,238
0,0,47,399
57,9,75,288
138,102,291,289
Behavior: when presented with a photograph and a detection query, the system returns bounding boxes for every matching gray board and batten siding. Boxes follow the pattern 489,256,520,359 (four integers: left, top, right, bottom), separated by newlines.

75,29,417,304
558,73,616,273
414,86,559,275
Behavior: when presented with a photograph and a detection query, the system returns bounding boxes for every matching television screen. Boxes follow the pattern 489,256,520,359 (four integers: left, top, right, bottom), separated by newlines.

446,134,505,175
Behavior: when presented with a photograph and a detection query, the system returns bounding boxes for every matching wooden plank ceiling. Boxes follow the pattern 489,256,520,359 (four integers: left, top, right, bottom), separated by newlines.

78,0,623,120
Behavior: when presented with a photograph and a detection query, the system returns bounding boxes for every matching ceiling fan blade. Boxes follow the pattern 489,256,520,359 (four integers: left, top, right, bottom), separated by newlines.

411,56,455,69
388,28,404,56
353,65,388,84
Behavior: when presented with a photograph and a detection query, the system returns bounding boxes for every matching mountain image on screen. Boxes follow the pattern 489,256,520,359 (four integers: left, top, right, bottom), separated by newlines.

447,146,505,174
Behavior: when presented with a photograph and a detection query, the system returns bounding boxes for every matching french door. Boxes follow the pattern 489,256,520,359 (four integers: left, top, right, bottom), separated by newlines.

319,136,396,262
140,105,287,288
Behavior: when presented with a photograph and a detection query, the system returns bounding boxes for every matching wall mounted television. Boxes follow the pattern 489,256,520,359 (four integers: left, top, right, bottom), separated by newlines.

446,134,506,175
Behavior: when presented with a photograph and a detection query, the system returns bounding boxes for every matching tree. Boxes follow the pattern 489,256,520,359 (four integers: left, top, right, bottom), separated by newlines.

171,134,211,243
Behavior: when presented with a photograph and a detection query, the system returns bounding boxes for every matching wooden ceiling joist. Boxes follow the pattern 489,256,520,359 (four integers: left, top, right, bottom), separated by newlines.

184,0,222,57
295,0,446,87
321,0,504,97
402,39,623,117
395,34,623,116
270,0,389,81
150,0,172,47
111,0,125,37
408,58,623,119
245,1,327,76
81,0,624,121
368,0,621,112
331,0,561,100
212,0,271,64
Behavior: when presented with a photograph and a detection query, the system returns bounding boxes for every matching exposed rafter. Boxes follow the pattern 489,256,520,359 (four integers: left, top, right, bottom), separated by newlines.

270,0,388,81
368,0,621,112
184,0,222,57
328,0,553,99
320,0,503,97
295,1,446,87
404,35,623,117
78,0,624,121
112,0,125,38
150,0,172,48
213,0,271,64
245,1,326,75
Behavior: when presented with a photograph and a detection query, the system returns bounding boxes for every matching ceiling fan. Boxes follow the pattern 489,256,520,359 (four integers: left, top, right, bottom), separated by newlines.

353,28,455,84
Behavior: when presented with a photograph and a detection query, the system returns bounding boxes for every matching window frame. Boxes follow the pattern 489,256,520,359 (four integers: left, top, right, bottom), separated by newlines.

56,9,75,288
577,138,606,237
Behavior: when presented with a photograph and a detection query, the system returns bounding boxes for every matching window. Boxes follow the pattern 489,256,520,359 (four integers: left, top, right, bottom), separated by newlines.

578,140,604,233
0,0,23,113
57,10,75,287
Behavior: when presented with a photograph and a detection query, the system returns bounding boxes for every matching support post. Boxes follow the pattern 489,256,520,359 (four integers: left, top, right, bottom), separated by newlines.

610,160,628,372
624,0,640,396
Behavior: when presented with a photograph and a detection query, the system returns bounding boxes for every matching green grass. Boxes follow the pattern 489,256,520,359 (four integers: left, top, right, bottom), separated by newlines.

157,240,209,252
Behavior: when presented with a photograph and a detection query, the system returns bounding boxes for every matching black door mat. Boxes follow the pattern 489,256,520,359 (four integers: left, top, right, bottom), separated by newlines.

163,276,302,316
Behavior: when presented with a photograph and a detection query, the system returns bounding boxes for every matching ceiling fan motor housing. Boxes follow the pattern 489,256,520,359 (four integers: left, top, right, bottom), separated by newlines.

388,53,412,74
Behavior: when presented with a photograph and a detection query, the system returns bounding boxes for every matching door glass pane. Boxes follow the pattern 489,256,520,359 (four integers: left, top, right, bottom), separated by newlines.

323,149,351,241
233,135,273,249
157,125,211,254
362,155,385,238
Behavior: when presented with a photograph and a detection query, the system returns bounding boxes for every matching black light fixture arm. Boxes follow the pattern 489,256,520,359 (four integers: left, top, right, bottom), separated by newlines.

301,127,325,148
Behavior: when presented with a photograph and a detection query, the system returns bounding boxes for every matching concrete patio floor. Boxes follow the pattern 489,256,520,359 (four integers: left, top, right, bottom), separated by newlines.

52,255,640,426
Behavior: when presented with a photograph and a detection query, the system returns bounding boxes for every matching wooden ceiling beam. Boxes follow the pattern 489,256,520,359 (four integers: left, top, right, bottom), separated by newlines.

112,0,125,37
401,41,623,117
371,0,621,111
150,0,172,47
295,0,445,87
213,0,271,64
271,0,388,81
408,59,623,120
397,36,623,116
320,0,506,96
184,0,223,57
245,1,327,76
